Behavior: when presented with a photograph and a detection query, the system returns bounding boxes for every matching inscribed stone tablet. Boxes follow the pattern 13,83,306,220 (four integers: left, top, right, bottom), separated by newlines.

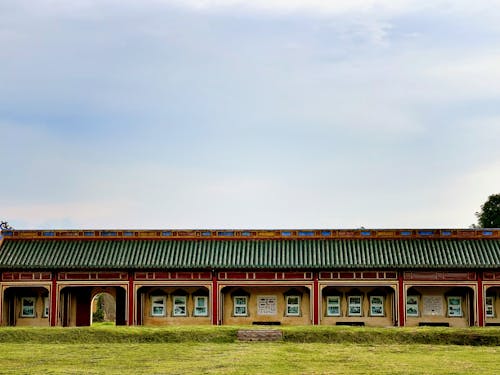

422,295,443,316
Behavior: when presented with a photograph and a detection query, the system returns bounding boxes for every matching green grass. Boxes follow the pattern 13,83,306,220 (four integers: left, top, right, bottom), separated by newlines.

1,325,499,345
0,342,498,374
0,326,499,374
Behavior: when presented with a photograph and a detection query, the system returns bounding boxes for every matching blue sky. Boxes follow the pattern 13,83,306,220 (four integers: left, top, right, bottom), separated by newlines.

1,0,500,229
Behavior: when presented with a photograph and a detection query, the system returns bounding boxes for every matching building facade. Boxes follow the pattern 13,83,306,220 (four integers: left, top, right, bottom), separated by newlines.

0,228,499,328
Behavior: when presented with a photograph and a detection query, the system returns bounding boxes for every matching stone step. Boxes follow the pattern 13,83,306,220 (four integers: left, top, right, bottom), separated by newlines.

237,329,283,342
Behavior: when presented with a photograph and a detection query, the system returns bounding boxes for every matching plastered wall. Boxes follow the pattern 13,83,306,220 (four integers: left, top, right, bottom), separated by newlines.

141,286,211,326
320,286,395,327
221,286,311,325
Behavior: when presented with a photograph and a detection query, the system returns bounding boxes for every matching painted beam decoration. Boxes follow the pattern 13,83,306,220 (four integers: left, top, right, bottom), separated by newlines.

1,228,500,240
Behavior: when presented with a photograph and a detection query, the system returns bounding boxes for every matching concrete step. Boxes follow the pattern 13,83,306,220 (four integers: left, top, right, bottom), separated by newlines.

237,329,283,342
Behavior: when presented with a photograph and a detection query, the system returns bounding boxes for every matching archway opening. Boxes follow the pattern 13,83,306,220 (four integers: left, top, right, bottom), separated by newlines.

91,292,116,326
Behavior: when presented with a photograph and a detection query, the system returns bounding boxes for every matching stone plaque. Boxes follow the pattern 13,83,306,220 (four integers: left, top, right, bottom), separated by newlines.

257,295,277,315
422,295,443,316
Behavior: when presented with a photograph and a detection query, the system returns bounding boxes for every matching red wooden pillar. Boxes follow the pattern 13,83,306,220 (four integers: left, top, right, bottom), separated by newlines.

128,272,135,326
212,272,219,325
50,274,57,327
398,273,405,327
313,273,319,325
478,273,484,327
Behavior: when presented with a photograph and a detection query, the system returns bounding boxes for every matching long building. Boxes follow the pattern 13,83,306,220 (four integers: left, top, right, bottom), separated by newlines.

0,228,499,327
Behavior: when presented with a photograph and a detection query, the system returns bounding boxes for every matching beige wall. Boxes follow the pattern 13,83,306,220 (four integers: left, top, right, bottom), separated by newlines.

221,286,311,326
12,293,50,327
405,286,472,328
320,286,395,327
141,286,211,326
1,286,51,327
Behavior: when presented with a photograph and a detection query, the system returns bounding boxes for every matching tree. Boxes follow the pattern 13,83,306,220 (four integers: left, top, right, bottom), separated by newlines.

476,194,500,228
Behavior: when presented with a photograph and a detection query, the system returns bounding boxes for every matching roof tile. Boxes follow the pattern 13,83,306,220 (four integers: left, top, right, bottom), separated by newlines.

0,238,499,271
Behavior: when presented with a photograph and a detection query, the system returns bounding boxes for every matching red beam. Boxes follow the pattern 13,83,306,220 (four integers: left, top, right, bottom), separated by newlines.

128,272,134,326
478,273,484,327
50,274,57,327
212,273,219,325
313,273,319,325
398,273,405,327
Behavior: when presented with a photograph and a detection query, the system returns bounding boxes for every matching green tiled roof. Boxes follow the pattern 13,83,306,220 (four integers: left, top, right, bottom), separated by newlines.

0,238,499,271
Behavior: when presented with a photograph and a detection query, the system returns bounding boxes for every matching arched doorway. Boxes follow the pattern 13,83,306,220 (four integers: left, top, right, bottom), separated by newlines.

91,292,116,325
60,286,127,327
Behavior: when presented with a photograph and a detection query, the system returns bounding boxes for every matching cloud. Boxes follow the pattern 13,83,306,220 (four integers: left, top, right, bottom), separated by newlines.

165,0,432,16
427,54,500,98
2,0,500,229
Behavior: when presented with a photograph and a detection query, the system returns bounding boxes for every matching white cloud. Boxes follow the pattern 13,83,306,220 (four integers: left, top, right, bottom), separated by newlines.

427,54,500,98
165,0,429,16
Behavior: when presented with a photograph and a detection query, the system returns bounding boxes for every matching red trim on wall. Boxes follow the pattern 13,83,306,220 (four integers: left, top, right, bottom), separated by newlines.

50,275,57,327
478,273,484,327
404,271,476,281
398,273,405,327
2,272,52,281
212,273,219,325
221,272,248,280
218,271,313,281
134,272,212,280
319,271,398,280
483,272,500,280
313,273,319,325
128,272,134,326
58,272,128,281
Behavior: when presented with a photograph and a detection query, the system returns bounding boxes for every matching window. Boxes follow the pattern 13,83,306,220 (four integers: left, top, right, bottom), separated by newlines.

447,296,462,317
406,295,419,317
151,296,166,317
286,296,300,316
234,296,248,316
194,296,208,317
21,297,36,318
348,296,362,316
370,296,384,316
326,296,341,316
43,297,50,318
173,296,187,316
486,296,495,318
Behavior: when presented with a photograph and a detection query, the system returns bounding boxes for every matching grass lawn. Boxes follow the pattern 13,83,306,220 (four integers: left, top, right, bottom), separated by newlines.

0,342,498,374
0,326,499,374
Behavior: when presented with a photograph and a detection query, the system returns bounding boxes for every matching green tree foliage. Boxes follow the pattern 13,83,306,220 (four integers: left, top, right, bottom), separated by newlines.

476,194,500,228
92,294,105,323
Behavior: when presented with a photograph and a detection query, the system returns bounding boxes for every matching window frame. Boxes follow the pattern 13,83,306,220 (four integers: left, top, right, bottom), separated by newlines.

347,295,362,317
285,295,301,317
193,296,208,317
151,295,167,317
369,295,384,317
43,296,50,318
21,297,36,318
406,295,419,317
485,296,495,318
172,295,188,317
447,296,463,317
233,296,248,317
326,296,341,317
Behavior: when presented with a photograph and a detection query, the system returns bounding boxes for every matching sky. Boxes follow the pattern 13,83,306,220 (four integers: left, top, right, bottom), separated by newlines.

1,0,500,229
